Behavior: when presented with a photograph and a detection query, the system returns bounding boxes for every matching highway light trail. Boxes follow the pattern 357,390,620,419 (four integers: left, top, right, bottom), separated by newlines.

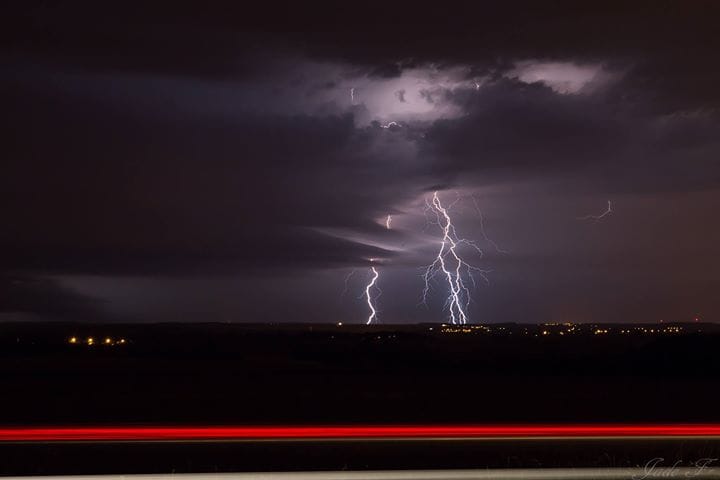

422,192,488,324
364,266,381,324
1,424,720,441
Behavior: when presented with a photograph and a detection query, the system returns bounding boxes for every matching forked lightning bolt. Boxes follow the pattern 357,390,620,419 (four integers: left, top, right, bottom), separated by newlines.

363,266,381,324
422,191,489,324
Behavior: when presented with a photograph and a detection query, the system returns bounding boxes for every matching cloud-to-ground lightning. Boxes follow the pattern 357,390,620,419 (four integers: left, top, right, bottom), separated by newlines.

350,87,355,105
578,200,612,221
363,266,381,324
348,212,391,323
422,192,489,324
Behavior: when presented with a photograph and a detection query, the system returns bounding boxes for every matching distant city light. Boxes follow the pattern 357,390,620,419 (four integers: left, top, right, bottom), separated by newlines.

68,336,128,346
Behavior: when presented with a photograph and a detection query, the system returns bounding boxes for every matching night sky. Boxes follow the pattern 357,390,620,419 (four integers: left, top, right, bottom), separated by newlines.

2,1,720,324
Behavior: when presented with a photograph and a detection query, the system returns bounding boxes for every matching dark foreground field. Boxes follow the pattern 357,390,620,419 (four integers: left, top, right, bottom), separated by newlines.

0,322,719,425
1,322,720,475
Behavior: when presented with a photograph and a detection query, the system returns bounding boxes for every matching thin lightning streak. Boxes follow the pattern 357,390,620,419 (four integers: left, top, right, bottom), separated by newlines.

380,121,400,129
350,87,355,105
470,194,509,254
363,266,381,324
340,269,357,301
385,214,392,229
422,192,489,325
578,200,612,221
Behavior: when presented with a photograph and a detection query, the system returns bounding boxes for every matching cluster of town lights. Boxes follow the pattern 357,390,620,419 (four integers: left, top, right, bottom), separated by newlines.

68,336,127,346
438,323,688,336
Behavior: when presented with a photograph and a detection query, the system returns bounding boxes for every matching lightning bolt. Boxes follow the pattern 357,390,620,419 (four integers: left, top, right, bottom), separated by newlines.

422,191,489,324
339,269,357,301
578,200,612,221
350,87,355,105
385,214,392,229
380,121,400,129
470,194,509,255
363,266,381,324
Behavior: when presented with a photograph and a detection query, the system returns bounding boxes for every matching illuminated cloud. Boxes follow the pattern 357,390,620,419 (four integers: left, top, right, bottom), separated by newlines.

341,65,471,125
507,61,614,94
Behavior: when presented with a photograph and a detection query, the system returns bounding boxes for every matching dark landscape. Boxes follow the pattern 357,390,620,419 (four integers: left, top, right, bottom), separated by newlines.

1,322,718,426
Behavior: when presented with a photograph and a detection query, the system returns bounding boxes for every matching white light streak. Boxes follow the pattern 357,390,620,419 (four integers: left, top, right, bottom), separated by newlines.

385,215,393,229
578,200,612,221
364,266,381,324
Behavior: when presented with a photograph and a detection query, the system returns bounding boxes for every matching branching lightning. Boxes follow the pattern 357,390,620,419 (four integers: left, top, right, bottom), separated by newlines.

422,191,489,324
340,269,357,300
471,194,509,255
578,200,612,221
363,266,381,324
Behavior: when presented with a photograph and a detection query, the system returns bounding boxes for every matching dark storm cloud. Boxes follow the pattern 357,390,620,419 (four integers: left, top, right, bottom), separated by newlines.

2,1,720,323
299,1,720,114
422,80,627,175
2,2,263,79
0,273,102,319
6,1,720,118
0,64,420,276
7,3,718,83
1,232,394,276
421,79,720,194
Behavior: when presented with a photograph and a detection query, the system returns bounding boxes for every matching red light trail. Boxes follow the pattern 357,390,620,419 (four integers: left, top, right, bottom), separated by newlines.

1,424,720,441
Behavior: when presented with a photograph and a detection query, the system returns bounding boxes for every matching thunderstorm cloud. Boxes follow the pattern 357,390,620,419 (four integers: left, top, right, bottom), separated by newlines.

2,1,720,323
